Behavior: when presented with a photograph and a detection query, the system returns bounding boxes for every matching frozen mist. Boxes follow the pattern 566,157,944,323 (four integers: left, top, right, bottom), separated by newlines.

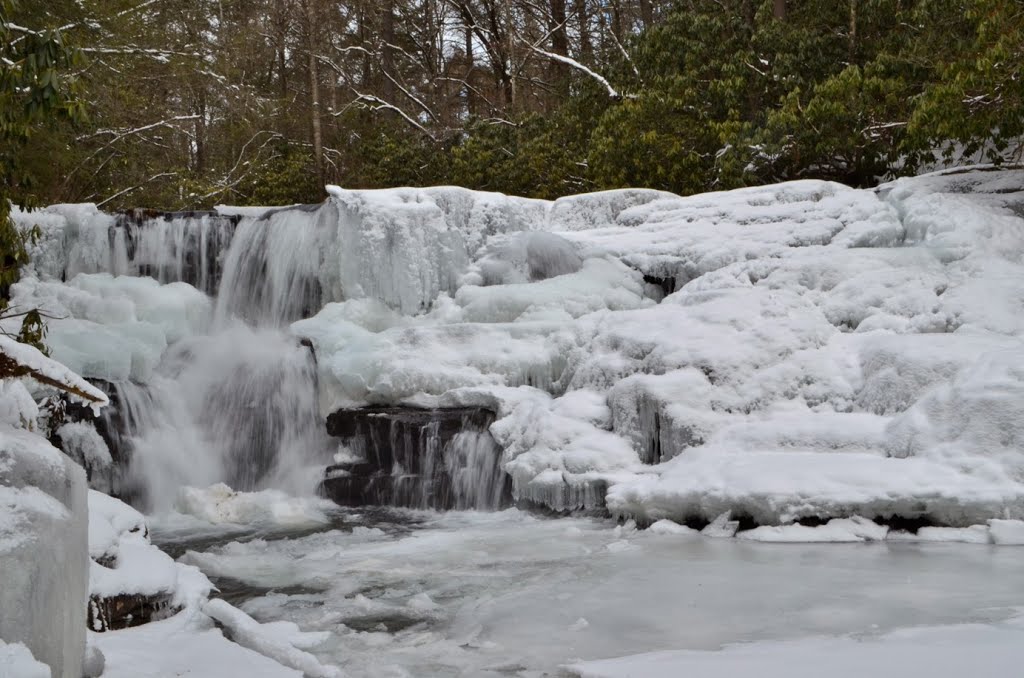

6,167,1024,676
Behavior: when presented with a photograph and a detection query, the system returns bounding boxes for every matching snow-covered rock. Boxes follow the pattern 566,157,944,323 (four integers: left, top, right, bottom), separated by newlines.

87,490,211,631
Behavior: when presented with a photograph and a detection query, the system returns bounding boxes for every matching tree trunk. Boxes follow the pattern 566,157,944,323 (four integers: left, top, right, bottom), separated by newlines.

639,0,653,29
302,0,324,185
849,0,858,63
773,0,786,21
575,0,591,61
549,0,570,98
380,1,396,100
275,0,288,98
465,23,476,116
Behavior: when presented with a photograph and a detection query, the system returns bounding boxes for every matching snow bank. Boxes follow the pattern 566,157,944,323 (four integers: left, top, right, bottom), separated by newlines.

0,639,51,678
202,599,343,678
91,607,304,678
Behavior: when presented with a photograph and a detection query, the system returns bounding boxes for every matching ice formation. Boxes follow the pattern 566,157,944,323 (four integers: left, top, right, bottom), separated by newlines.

0,424,89,677
6,168,1024,530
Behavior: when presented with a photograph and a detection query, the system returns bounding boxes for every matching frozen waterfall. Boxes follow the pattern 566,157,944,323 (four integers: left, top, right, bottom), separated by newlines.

20,194,526,512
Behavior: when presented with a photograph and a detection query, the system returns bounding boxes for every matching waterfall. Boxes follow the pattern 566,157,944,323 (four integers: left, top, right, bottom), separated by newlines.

95,327,333,511
213,205,329,327
41,196,514,511
65,210,238,295
322,407,512,510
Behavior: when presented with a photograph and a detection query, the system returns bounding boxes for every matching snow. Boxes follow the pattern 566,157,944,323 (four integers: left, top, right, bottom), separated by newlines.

0,639,50,678
887,525,993,544
646,519,699,536
566,613,1024,678
988,519,1024,546
737,516,889,543
202,599,343,678
91,609,303,678
607,448,1024,527
0,334,108,410
87,490,211,610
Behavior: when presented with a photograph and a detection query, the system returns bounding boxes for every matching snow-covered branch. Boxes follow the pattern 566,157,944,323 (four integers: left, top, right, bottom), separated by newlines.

529,46,623,100
344,93,436,141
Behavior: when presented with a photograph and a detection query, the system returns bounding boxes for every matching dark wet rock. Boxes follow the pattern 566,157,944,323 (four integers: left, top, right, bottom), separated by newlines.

88,592,176,632
51,380,136,500
321,406,512,510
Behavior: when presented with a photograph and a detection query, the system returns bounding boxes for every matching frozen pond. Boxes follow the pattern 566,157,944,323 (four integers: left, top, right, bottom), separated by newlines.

164,509,1024,677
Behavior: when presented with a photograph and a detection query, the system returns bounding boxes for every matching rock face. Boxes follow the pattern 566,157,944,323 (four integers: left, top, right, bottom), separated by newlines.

321,406,512,510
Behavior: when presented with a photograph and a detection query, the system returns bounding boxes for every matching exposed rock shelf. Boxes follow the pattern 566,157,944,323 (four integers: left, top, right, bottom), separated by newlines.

321,406,512,510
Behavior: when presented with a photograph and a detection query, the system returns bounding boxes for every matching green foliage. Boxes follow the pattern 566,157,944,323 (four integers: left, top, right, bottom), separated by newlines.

229,146,325,206
0,0,84,351
5,0,1024,210
907,0,1024,164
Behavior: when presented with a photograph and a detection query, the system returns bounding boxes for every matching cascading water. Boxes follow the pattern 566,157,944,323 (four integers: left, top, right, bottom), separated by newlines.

212,205,329,327
55,198,511,512
65,210,238,296
322,407,512,510
114,327,332,511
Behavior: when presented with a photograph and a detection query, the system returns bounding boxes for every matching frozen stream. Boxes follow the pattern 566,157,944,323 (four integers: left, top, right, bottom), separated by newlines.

160,509,1024,677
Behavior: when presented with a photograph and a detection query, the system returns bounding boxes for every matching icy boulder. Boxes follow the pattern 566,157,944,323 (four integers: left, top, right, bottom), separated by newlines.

466,230,584,286
0,424,89,678
6,274,212,382
547,188,678,232
325,186,547,315
456,257,651,323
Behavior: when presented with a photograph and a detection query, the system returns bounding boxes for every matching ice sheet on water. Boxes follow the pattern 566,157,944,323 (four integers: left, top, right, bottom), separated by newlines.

175,509,1024,677
565,612,1024,678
